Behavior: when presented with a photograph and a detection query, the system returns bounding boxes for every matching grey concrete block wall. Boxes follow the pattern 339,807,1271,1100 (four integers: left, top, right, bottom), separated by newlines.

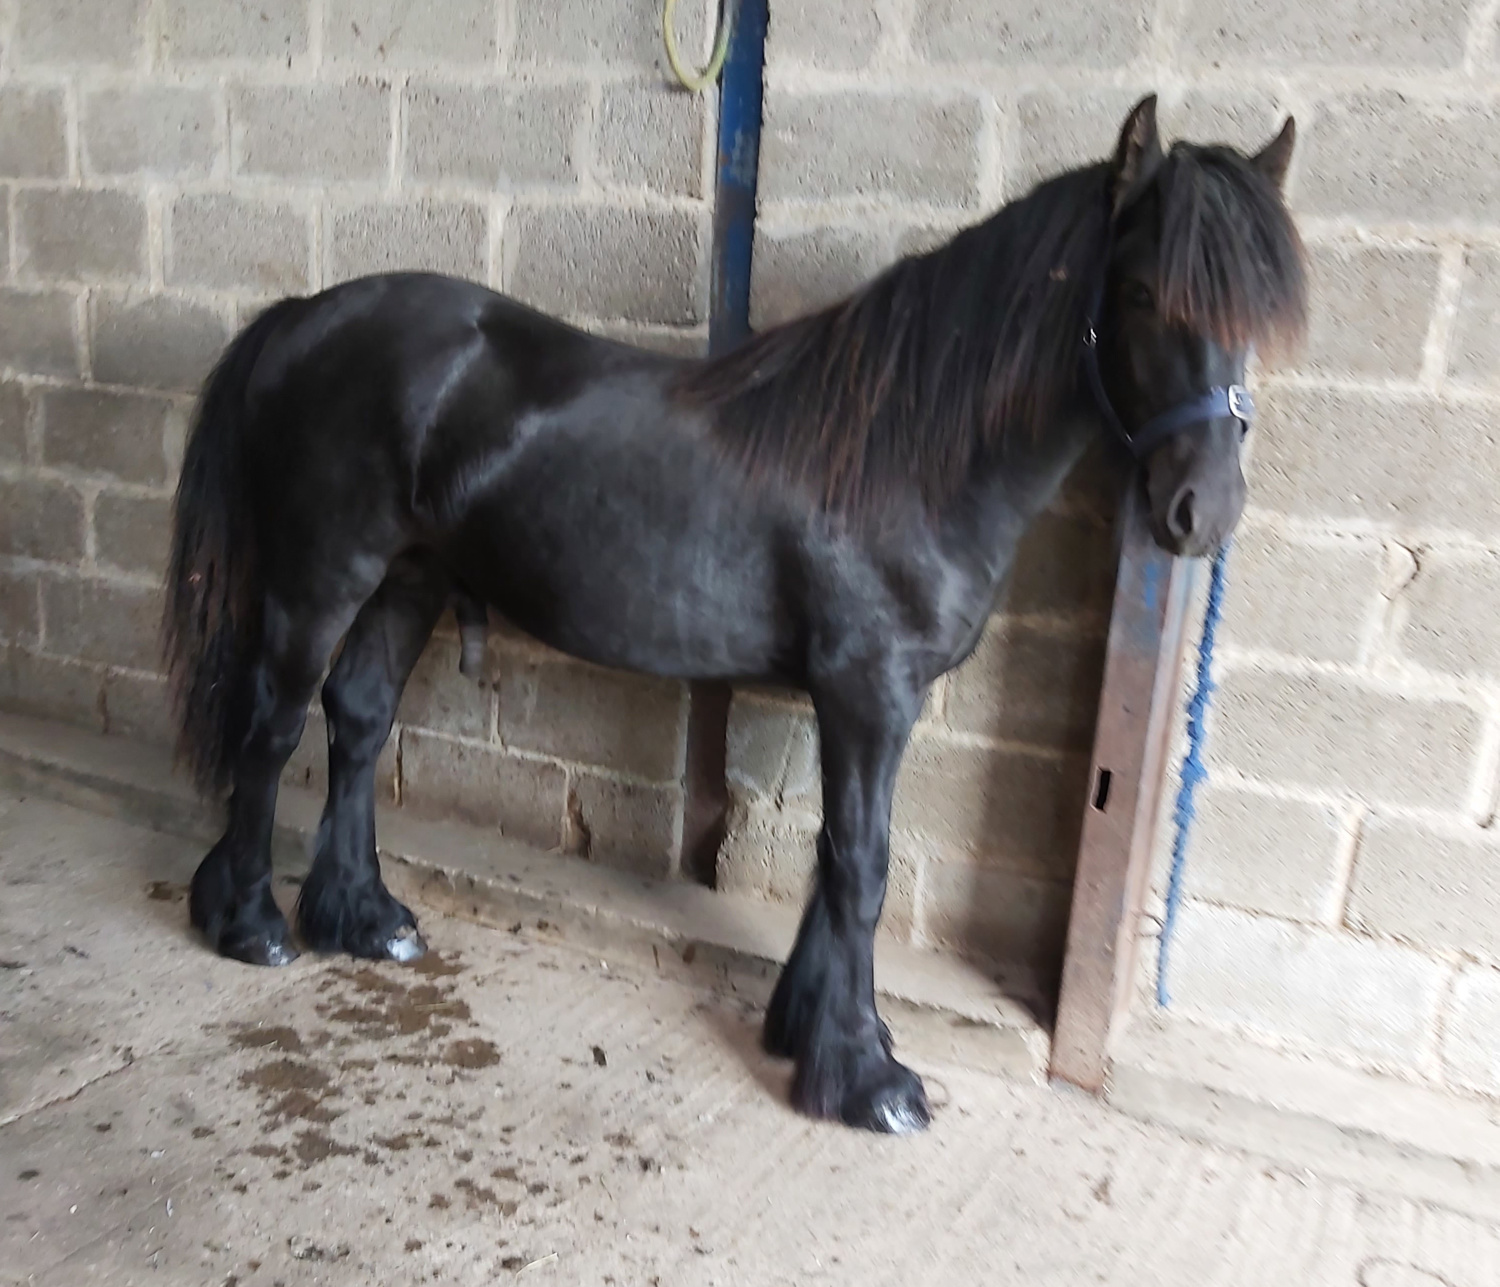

0,0,718,882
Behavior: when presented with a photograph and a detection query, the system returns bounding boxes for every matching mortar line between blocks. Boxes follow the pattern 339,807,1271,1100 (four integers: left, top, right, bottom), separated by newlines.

1468,695,1500,828
1420,244,1468,390
1324,803,1366,929
146,186,165,290
1422,964,1462,1085
308,0,326,74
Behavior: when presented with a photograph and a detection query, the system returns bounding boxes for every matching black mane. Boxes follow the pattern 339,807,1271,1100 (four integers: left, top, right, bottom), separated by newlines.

675,143,1306,515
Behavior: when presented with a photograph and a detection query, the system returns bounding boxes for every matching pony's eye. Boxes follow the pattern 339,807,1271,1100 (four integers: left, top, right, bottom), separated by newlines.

1122,280,1155,310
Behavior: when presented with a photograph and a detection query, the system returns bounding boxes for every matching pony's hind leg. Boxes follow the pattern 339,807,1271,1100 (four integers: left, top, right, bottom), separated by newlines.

190,593,363,966
296,555,450,961
763,671,931,1133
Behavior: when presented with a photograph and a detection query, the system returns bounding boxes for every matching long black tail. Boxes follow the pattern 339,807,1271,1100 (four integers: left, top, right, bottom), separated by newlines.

162,298,301,796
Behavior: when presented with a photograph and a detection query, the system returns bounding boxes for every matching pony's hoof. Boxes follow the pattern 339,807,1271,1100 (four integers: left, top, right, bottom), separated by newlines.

791,1040,932,1135
298,879,425,963
843,1061,931,1135
383,924,427,963
219,929,300,968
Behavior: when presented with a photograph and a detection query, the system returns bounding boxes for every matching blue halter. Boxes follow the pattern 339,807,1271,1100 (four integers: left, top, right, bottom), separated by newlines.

1082,204,1255,460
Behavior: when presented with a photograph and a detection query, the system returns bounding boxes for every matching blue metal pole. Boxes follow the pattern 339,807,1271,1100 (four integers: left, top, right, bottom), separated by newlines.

707,0,767,357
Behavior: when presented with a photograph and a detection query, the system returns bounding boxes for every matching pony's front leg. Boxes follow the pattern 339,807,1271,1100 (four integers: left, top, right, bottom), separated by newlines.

764,679,930,1134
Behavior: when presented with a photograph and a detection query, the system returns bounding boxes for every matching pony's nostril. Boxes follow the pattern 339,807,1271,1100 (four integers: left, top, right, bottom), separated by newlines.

1169,488,1196,541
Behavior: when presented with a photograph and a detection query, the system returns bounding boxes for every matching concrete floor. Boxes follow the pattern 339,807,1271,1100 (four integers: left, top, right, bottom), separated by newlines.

4,790,1500,1286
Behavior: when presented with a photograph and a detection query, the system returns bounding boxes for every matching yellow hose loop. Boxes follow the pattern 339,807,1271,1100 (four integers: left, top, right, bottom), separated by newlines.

663,0,732,92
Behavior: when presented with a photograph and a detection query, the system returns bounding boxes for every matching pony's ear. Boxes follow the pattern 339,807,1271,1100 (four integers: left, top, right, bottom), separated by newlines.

1111,94,1163,214
1252,116,1296,193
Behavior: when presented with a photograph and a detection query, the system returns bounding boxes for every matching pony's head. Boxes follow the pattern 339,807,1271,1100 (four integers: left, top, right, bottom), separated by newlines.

1095,96,1306,557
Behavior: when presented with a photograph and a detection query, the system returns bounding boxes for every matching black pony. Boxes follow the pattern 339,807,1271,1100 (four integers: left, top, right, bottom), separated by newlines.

164,97,1305,1134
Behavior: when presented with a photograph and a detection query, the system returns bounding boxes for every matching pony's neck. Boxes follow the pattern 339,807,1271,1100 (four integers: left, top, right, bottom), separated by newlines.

948,397,1111,587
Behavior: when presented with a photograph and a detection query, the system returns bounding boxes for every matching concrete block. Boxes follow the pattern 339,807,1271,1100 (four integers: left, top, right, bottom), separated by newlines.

1218,529,1383,663
283,707,397,802
914,0,1150,68
398,637,492,741
101,670,174,745
90,294,231,393
0,479,84,563
505,204,706,326
1349,819,1500,961
0,290,82,379
723,693,819,815
759,91,982,207
766,0,882,70
1399,551,1500,679
39,387,176,486
82,87,220,179
595,82,709,200
718,807,918,941
161,0,309,61
1212,669,1482,810
0,574,40,647
498,659,685,783
589,323,708,358
1006,88,1144,198
1170,901,1448,1067
893,735,1088,875
1181,0,1469,67
725,694,799,803
1299,243,1441,381
326,199,487,283
93,492,170,580
399,729,565,851
167,194,312,293
921,862,1071,975
1003,510,1116,621
0,647,102,729
1450,249,1500,390
892,221,967,261
1254,388,1500,539
0,87,68,179
516,0,710,67
41,576,162,671
1180,786,1345,921
15,190,148,285
13,0,148,65
748,225,889,330
567,773,682,879
1299,94,1500,225
1441,967,1500,1096
0,382,30,464
945,619,1104,751
233,84,390,182
1158,89,1282,153
404,82,585,188
325,0,497,64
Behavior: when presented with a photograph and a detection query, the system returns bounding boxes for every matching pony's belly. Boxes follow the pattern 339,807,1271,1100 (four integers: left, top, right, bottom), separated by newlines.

446,510,799,683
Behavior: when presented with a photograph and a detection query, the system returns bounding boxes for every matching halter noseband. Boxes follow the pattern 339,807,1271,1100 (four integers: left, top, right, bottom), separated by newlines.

1082,199,1254,460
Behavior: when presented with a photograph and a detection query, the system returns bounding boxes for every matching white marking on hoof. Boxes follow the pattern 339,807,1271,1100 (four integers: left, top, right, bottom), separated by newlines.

873,1096,930,1135
386,927,426,963
264,942,299,967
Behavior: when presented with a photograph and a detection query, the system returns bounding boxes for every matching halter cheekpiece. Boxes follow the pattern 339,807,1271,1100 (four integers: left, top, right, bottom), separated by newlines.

1082,193,1255,460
